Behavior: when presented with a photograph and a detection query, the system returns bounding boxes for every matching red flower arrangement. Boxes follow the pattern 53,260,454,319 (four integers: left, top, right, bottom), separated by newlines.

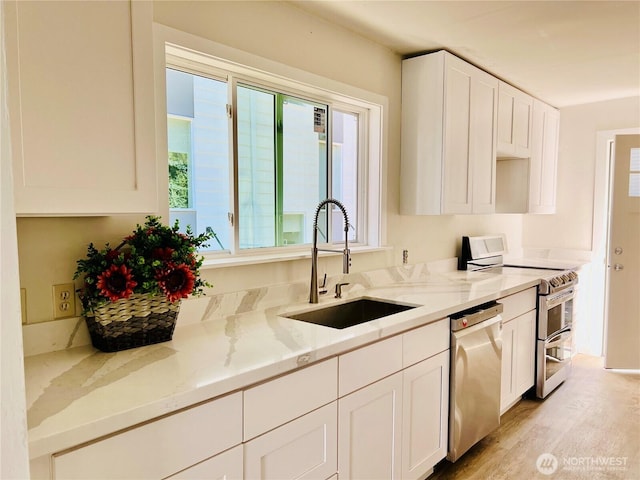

74,216,212,313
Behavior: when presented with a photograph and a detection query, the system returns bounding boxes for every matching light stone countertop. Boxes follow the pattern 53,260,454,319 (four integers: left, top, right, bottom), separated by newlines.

24,263,546,459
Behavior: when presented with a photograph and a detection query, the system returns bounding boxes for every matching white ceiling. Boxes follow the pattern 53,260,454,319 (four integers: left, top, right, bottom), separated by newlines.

290,0,640,107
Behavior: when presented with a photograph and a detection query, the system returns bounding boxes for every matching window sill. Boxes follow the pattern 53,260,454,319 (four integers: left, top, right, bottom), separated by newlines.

200,245,391,270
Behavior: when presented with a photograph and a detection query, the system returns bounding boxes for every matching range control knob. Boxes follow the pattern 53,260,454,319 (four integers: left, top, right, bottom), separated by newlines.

569,271,578,280
551,277,561,287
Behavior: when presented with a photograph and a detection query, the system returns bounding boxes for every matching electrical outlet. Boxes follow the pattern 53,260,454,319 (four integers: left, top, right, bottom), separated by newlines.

53,283,76,319
20,288,27,324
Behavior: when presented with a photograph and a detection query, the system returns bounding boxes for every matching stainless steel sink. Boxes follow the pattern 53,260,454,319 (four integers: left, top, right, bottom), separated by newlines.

285,297,417,329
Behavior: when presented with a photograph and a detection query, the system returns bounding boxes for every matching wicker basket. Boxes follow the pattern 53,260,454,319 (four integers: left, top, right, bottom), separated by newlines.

85,293,180,352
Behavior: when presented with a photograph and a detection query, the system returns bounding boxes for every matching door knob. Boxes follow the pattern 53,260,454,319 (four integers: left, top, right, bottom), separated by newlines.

614,264,624,271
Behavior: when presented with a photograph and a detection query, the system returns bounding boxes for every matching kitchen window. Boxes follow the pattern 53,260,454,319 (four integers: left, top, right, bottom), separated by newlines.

162,42,383,260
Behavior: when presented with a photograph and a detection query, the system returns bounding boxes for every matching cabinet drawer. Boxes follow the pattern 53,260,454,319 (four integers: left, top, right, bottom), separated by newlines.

339,334,402,397
499,287,537,322
244,402,337,480
166,444,243,480
402,318,449,367
244,358,337,440
53,392,242,480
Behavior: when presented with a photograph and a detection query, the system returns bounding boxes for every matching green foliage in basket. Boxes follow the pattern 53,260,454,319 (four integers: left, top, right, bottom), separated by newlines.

74,216,212,314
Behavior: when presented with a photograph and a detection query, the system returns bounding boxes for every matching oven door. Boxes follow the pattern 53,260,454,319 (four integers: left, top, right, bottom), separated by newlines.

538,288,574,339
536,327,572,398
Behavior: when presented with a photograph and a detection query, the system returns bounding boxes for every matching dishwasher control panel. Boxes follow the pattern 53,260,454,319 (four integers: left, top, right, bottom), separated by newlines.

450,302,504,331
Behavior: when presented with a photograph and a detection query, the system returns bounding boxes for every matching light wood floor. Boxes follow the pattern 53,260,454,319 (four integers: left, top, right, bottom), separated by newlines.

429,354,640,480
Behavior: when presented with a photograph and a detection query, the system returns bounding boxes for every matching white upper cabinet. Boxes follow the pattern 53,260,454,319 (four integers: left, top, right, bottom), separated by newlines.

497,81,533,158
5,0,157,216
401,51,498,215
529,99,560,214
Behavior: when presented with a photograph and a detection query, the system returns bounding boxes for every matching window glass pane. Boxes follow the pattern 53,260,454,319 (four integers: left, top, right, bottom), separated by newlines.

166,68,229,251
629,148,640,197
331,110,358,243
237,85,276,249
165,52,375,256
282,97,327,245
168,117,191,209
629,173,640,198
630,147,640,171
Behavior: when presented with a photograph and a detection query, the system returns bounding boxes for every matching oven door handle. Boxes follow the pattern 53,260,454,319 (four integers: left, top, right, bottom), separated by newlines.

546,328,572,348
544,289,575,309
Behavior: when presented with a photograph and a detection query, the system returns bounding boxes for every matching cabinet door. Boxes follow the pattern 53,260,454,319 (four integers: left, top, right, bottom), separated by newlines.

500,319,517,413
5,0,157,215
471,70,498,214
497,82,533,158
338,372,402,480
401,350,449,480
529,100,559,214
539,106,560,211
515,310,536,396
166,445,243,480
442,55,474,214
244,402,337,480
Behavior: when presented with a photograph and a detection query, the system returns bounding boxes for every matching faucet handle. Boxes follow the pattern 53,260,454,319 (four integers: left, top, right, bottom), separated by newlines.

335,282,350,299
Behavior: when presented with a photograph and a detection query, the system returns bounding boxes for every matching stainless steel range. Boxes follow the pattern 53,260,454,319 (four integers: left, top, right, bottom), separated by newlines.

459,235,579,399
531,268,577,398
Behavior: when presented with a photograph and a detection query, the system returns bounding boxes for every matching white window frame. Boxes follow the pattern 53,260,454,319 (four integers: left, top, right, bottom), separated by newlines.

153,24,386,267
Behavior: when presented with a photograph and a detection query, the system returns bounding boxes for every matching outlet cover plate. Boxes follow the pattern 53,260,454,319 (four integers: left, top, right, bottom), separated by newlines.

53,283,75,319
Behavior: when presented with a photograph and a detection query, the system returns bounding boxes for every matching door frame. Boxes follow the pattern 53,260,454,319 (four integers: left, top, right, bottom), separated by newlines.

593,128,640,360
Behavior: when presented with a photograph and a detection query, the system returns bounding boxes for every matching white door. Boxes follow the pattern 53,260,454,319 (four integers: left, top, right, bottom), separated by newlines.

605,134,640,369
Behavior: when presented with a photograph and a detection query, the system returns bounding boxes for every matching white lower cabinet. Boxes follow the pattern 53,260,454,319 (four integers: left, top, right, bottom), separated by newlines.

337,318,450,480
514,311,536,396
244,358,337,441
401,350,449,480
166,445,243,480
500,318,517,411
52,392,242,480
338,372,403,480
42,320,451,480
500,310,536,413
244,402,338,480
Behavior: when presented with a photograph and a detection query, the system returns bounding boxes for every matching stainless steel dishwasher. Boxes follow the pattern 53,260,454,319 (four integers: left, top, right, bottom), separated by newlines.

447,302,503,462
